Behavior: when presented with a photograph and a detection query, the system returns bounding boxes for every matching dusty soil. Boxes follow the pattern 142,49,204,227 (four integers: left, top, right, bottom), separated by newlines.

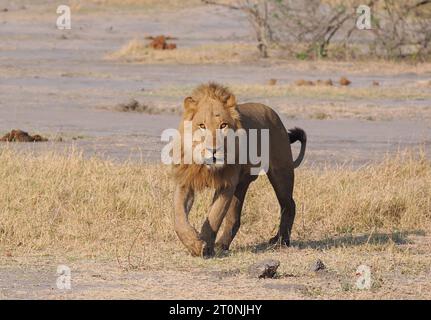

0,1,431,299
1,232,431,299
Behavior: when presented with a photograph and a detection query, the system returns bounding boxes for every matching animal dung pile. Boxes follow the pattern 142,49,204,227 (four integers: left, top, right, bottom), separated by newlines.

145,35,177,50
339,76,352,86
267,79,277,86
0,129,48,142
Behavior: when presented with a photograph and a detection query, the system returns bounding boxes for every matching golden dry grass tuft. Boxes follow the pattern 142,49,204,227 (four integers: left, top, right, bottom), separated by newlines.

0,148,430,262
107,39,259,64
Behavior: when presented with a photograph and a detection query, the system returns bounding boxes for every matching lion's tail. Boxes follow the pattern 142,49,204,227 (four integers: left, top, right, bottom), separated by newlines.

288,127,307,169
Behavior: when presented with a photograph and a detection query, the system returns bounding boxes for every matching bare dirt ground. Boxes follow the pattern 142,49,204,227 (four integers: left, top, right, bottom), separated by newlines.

2,232,431,300
1,1,431,299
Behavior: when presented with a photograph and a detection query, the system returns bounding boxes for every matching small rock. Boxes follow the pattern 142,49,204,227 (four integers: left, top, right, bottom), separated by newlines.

339,76,351,86
311,259,326,272
268,79,277,86
3,8,8,12
248,259,280,279
372,80,380,86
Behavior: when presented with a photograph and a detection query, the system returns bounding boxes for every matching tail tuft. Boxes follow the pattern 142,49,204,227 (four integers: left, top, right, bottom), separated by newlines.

288,127,307,168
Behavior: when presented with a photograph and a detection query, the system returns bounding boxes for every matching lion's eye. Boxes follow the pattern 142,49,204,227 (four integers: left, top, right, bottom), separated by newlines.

220,123,227,129
199,124,206,130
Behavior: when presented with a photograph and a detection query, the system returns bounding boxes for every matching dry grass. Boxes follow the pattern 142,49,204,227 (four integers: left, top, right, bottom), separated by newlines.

140,83,431,120
144,83,431,100
279,103,431,121
107,40,431,75
107,40,259,64
0,148,430,298
0,148,429,260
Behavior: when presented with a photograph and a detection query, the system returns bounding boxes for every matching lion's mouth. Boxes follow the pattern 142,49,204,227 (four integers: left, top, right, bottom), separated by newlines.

204,156,225,169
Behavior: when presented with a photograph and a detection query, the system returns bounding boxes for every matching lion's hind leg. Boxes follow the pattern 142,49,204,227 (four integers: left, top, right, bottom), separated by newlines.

267,167,296,247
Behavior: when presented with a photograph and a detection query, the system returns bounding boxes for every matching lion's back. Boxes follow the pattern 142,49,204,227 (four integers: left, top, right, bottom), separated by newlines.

237,103,286,132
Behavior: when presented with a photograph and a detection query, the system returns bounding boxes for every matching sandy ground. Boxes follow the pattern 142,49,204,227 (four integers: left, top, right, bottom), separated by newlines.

1,1,431,299
1,2,430,166
2,232,431,299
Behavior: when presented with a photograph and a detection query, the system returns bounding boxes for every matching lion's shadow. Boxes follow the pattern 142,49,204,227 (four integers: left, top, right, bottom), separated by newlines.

237,230,426,253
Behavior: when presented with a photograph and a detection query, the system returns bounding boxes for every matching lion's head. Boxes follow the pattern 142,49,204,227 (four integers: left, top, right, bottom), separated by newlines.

173,83,242,190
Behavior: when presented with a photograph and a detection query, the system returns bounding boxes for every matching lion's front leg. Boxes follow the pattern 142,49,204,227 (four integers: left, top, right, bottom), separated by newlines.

174,185,205,257
199,186,235,257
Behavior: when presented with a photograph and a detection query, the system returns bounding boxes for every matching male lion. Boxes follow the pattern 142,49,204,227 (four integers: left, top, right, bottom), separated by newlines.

173,83,306,258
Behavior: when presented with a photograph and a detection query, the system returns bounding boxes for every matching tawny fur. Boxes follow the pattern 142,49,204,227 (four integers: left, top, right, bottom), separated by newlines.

172,82,306,257
173,82,241,191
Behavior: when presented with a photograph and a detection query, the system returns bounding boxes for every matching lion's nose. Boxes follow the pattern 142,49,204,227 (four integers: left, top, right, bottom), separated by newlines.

206,147,216,155
206,146,222,155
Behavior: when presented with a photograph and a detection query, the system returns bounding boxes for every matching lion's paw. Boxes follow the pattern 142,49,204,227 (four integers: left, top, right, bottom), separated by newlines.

201,242,215,259
268,235,290,247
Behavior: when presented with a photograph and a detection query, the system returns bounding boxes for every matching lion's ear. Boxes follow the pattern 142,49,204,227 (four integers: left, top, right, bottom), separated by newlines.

183,97,198,120
225,94,236,109
184,96,197,112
